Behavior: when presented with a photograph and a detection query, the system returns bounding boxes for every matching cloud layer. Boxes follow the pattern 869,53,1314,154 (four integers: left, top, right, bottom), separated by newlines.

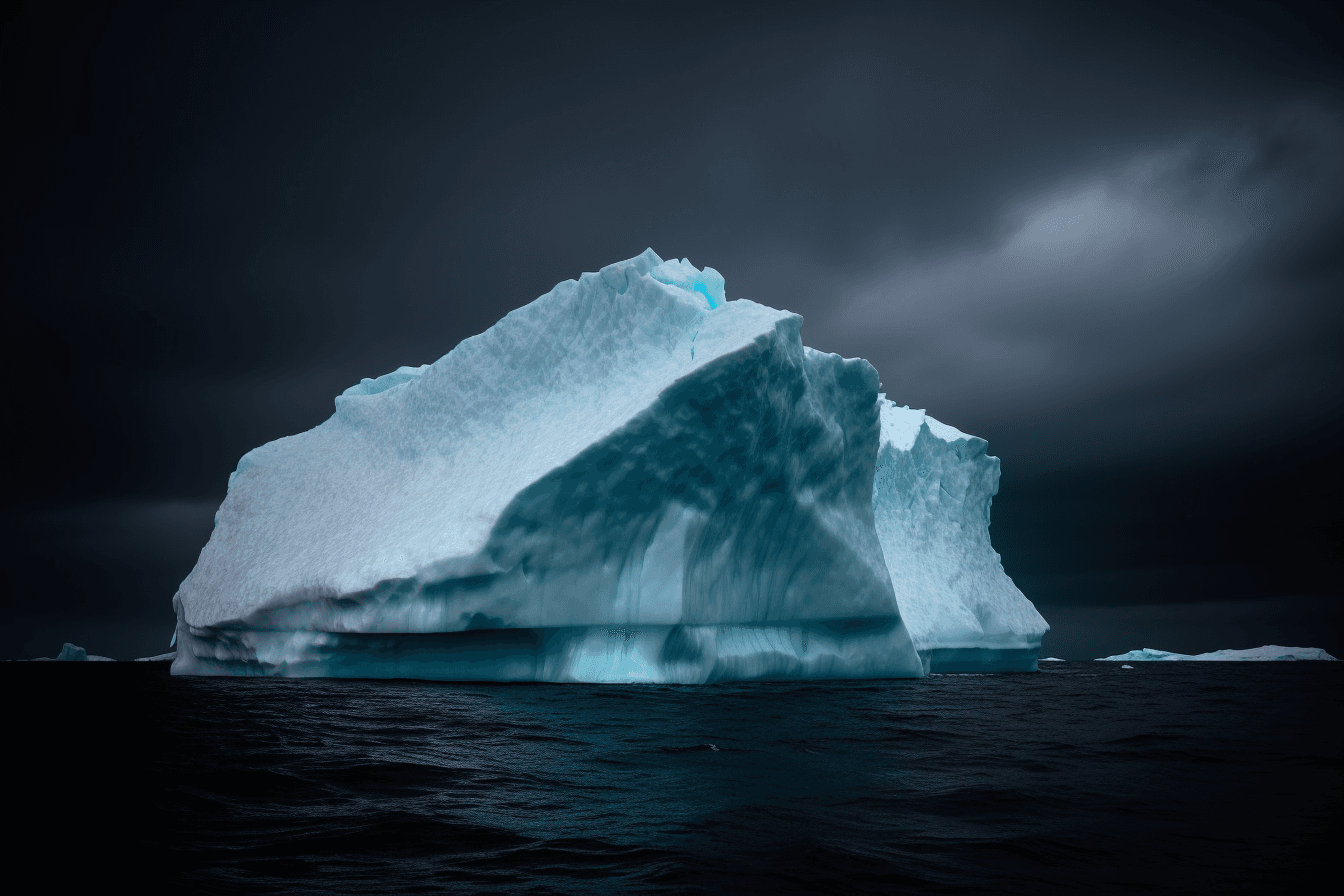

808,108,1344,470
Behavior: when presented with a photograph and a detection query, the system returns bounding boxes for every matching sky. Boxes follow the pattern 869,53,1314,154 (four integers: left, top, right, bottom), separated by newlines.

2,0,1341,661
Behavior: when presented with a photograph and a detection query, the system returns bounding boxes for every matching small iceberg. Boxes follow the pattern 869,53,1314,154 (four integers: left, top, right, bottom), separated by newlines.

135,651,177,662
28,643,116,662
1095,646,1338,662
1039,657,1066,662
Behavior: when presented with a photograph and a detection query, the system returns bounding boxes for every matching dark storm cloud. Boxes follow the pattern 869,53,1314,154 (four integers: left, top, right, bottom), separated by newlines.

806,107,1344,472
2,0,1341,657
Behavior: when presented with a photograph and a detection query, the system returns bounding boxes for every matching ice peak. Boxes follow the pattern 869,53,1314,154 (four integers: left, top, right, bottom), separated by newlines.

341,365,430,398
875,396,975,451
876,397,924,451
649,254,726,309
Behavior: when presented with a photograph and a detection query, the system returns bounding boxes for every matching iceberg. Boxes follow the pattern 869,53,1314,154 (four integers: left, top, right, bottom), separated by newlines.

872,402,1048,672
1097,646,1338,662
173,250,925,681
28,643,116,662
171,250,1045,681
134,651,177,662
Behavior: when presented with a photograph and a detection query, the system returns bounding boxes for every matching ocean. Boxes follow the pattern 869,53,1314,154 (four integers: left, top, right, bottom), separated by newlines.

12,661,1339,893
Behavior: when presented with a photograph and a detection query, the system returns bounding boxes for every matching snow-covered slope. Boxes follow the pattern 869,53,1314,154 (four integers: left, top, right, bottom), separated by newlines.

1097,646,1338,662
173,250,924,681
872,402,1049,672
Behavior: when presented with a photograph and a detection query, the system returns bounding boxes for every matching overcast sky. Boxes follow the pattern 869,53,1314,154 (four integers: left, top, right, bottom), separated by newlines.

3,0,1341,660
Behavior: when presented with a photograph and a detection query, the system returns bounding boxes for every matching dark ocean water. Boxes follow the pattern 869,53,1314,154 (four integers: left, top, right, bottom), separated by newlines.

12,662,1340,894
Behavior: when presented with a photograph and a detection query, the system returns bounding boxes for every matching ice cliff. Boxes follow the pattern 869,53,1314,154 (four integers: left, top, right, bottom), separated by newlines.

172,250,1046,681
873,402,1048,672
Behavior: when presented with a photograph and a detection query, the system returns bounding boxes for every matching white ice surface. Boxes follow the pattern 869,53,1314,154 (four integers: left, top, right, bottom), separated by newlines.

174,250,923,682
1096,646,1339,662
871,399,1048,672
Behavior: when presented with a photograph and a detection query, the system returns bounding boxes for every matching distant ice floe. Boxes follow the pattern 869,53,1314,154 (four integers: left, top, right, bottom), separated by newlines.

1096,646,1338,662
26,643,116,662
135,651,177,662
1039,657,1066,662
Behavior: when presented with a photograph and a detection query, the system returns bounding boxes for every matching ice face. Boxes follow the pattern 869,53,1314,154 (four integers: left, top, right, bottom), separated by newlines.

58,643,87,661
1096,646,1339,661
173,250,924,681
871,401,1049,672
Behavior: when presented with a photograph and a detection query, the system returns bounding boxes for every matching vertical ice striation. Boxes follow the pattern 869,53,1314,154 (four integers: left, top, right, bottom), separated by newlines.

872,400,1049,672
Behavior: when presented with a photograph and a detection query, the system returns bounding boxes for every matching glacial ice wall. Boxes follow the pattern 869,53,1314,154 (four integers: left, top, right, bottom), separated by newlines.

173,250,925,681
872,401,1048,672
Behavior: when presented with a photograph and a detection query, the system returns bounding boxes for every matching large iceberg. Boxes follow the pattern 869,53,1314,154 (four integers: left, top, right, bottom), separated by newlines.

1097,646,1339,662
172,250,1044,681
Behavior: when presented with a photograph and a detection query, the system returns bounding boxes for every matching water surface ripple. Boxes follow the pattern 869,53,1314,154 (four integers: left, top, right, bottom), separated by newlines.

14,663,1339,893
